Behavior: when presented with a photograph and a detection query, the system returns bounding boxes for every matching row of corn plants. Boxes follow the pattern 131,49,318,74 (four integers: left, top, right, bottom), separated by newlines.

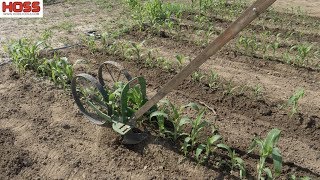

6,38,73,89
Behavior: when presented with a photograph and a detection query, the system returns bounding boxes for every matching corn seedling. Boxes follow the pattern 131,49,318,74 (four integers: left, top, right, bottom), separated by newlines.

284,89,305,117
8,38,44,74
268,33,281,57
218,143,246,179
195,130,221,163
175,54,187,70
38,55,74,88
189,108,208,148
253,84,263,99
150,111,168,137
248,128,282,180
131,41,145,61
156,100,200,141
192,71,205,82
208,70,219,89
290,43,313,66
223,80,237,96
82,36,97,54
289,175,311,180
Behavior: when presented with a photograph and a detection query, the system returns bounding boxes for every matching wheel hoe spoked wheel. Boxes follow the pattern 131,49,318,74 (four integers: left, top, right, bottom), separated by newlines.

98,61,132,89
71,73,112,125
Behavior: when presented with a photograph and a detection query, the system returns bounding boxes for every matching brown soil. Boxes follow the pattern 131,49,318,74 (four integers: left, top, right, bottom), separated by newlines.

0,0,320,179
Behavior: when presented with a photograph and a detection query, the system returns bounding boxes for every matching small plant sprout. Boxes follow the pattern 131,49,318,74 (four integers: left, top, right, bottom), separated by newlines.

195,129,221,163
150,111,168,137
131,41,145,61
248,128,282,180
289,174,311,180
290,43,313,66
192,71,205,82
253,84,263,99
218,144,246,179
175,54,187,70
223,80,237,96
208,70,219,89
285,89,305,117
268,33,281,57
189,108,208,148
152,101,202,141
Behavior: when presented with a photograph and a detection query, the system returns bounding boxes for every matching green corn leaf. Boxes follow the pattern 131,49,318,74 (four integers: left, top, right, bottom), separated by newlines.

263,128,281,153
196,144,206,162
263,167,273,179
150,111,168,119
182,102,200,111
248,138,258,154
194,109,205,126
208,135,221,145
301,177,311,180
234,157,244,165
217,143,232,155
179,116,191,126
272,147,282,176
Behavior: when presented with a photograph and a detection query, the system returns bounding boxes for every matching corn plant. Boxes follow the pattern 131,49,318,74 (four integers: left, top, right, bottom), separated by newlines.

218,143,246,179
175,54,187,70
156,57,173,71
289,175,311,180
155,100,201,141
8,38,43,73
189,108,208,148
268,33,281,57
38,55,73,88
284,89,305,117
83,36,97,54
237,35,259,55
192,71,205,82
248,128,282,180
290,43,313,66
223,80,237,96
195,131,221,163
150,111,168,137
208,70,219,89
253,84,263,99
131,41,145,61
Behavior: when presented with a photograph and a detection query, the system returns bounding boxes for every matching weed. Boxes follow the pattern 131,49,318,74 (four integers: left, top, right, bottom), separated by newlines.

57,21,74,33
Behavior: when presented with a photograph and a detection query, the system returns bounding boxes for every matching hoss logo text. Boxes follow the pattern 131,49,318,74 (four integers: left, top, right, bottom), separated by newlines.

0,0,43,18
2,1,40,12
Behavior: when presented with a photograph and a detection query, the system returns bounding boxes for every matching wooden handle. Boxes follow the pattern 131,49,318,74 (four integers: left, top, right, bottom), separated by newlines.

133,0,277,120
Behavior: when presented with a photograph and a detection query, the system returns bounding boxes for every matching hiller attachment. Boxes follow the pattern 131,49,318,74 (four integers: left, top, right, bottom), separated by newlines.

72,0,277,144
